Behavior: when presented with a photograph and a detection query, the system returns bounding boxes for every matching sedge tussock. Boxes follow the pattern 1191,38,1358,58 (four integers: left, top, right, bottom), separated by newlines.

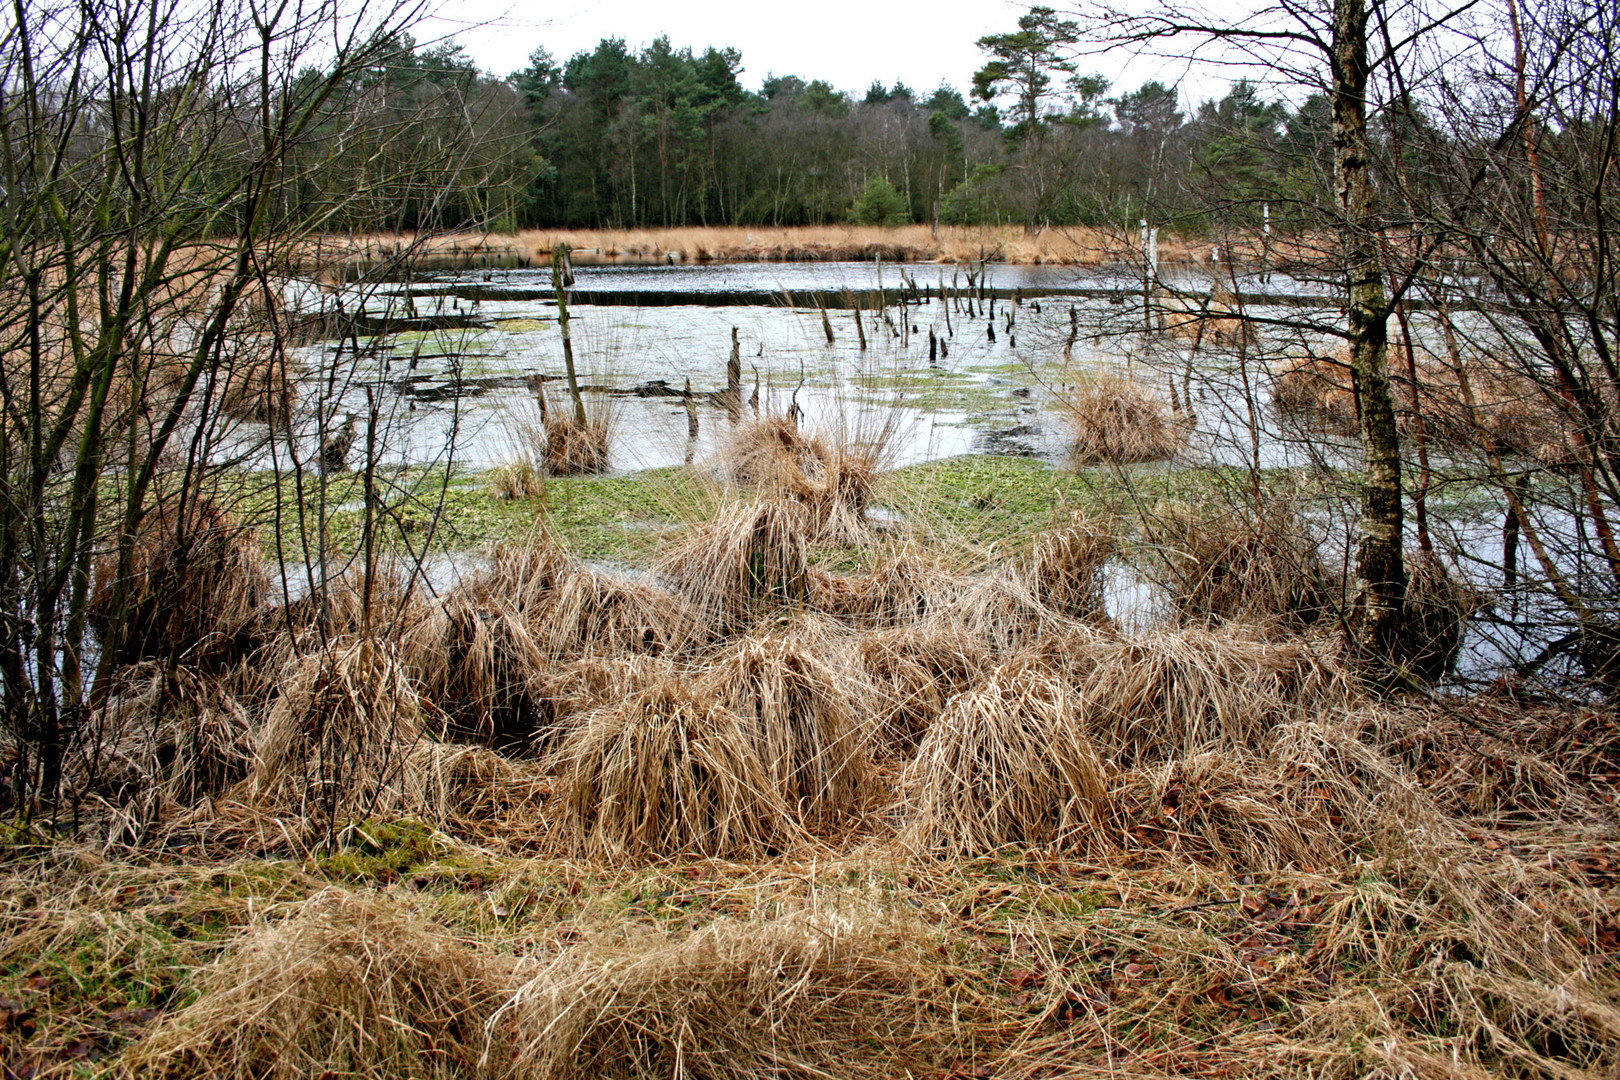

714,417,878,540
1021,511,1118,622
399,743,550,846
508,906,951,1080
217,351,297,427
939,570,1085,656
488,459,544,501
249,638,424,827
1271,351,1359,436
1062,373,1186,466
88,496,267,667
653,498,812,634
547,654,687,716
1147,500,1334,632
849,623,992,748
468,536,573,615
902,659,1109,857
1072,627,1356,766
808,550,968,628
127,890,504,1080
542,417,610,475
551,682,792,860
399,595,559,750
700,627,873,823
87,665,254,844
535,568,705,658
1402,548,1481,683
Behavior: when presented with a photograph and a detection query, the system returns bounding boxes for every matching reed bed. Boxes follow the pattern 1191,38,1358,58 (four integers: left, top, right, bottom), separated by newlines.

1062,373,1186,466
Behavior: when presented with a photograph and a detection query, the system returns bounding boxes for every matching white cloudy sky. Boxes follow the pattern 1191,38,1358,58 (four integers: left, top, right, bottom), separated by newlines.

414,0,1243,103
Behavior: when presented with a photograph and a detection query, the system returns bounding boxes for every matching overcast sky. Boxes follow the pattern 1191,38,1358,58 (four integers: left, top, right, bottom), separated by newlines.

414,0,1239,104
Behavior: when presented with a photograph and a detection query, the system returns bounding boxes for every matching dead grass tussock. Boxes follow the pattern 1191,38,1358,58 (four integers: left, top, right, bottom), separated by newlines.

700,626,873,822
128,890,505,1080
849,623,991,748
88,496,267,666
249,638,424,825
509,905,952,1080
903,659,1109,857
1147,500,1334,632
542,417,611,475
536,567,705,658
715,417,878,540
399,743,550,846
86,665,254,843
808,549,967,628
1063,373,1186,466
1022,511,1118,622
398,595,559,750
654,498,812,634
488,459,543,501
551,682,793,860
1072,627,1356,765
1403,548,1482,683
939,570,1086,656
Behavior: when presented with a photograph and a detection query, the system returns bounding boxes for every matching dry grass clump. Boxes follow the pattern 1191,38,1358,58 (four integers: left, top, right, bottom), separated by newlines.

467,535,574,613
398,595,558,750
902,660,1109,856
1073,626,1355,765
509,906,951,1080
535,568,705,658
808,550,966,628
542,416,611,475
128,891,503,1080
700,627,872,822
249,638,424,824
1021,511,1117,622
1147,501,1335,631
1062,373,1185,466
488,459,543,500
1402,548,1481,682
88,496,267,666
1158,289,1251,348
654,498,812,633
850,624,991,748
1271,351,1359,434
86,665,254,843
551,682,792,860
939,571,1083,656
715,417,878,539
399,743,550,843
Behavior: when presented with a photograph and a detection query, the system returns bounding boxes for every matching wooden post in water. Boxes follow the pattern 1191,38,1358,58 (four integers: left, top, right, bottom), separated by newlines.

821,306,835,345
725,327,742,423
928,329,937,367
854,307,867,350
1065,306,1078,358
683,378,699,464
552,244,585,426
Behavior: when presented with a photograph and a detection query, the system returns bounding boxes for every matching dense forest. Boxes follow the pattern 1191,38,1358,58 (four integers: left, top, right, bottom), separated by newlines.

354,10,1324,233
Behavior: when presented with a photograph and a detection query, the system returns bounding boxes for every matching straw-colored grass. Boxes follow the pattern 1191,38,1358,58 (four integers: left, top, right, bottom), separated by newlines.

1069,626,1356,766
715,417,878,540
1403,548,1481,682
508,906,952,1080
1062,373,1186,466
533,567,705,658
249,638,424,825
902,659,1109,856
398,595,558,749
1147,500,1335,631
542,417,611,475
87,496,267,666
700,626,872,822
1021,510,1118,622
654,498,812,634
551,682,792,860
849,623,991,748
128,890,504,1080
808,550,966,628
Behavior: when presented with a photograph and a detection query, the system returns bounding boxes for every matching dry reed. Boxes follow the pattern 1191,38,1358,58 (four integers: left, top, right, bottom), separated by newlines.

715,417,878,539
542,417,611,475
1021,511,1118,622
88,496,267,666
653,498,812,634
700,627,872,822
849,623,991,748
